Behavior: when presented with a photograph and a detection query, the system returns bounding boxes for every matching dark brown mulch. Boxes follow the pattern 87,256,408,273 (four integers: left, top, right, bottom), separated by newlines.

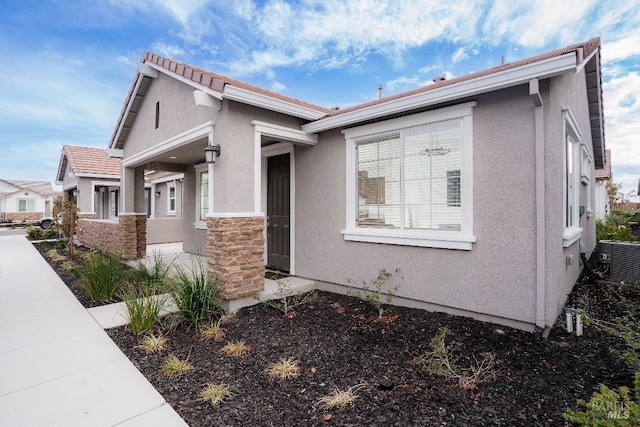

32,243,637,426
105,279,637,427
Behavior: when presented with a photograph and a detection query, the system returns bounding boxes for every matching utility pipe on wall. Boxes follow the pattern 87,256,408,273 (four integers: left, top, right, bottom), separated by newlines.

530,78,546,335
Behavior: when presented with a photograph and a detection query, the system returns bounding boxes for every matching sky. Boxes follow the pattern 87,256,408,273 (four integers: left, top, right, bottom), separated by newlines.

0,0,638,200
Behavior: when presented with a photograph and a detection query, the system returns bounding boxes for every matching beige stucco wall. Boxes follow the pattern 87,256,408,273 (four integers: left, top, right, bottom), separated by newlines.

295,86,541,326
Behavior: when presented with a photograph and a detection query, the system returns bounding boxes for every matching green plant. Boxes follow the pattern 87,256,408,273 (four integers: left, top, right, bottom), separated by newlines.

55,198,78,257
199,383,235,407
160,354,193,376
47,248,66,262
609,315,640,369
220,340,250,357
347,268,403,319
259,280,318,317
121,285,166,335
414,327,497,390
564,372,639,425
266,357,301,381
129,251,172,292
170,261,223,328
76,251,125,302
596,211,639,242
317,384,366,410
138,333,168,354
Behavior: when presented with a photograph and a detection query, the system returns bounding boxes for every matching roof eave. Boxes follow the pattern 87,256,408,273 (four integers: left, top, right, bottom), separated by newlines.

223,86,327,121
302,52,578,134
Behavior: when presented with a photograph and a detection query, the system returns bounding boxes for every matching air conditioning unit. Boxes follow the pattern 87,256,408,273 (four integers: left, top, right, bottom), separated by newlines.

598,240,640,283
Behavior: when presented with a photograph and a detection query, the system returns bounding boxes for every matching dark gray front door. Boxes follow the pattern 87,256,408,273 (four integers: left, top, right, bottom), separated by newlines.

267,154,290,271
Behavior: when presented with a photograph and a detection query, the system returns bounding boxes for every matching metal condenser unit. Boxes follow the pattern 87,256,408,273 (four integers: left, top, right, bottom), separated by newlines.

598,240,640,283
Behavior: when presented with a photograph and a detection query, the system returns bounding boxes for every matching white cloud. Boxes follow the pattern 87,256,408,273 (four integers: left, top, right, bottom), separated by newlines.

452,47,469,63
151,42,186,58
270,81,286,92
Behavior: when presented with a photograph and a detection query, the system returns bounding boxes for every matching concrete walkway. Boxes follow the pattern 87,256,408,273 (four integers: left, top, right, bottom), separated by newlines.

0,235,188,427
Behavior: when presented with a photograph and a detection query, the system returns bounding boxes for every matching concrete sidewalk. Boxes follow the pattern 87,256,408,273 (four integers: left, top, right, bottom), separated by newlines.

0,235,188,427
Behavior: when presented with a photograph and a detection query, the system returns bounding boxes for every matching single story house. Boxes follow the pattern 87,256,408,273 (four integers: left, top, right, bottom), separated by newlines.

57,145,184,244
0,179,55,222
594,149,611,219
81,37,605,334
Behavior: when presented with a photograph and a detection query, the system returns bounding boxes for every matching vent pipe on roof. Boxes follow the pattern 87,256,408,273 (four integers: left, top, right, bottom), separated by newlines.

501,56,505,65
432,75,446,83
378,84,383,100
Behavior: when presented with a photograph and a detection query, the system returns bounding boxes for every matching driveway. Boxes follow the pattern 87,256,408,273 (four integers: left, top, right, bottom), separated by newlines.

0,228,27,237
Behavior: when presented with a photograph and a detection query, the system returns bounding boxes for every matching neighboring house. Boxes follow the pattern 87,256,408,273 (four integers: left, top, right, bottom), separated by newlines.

594,149,611,219
56,145,183,243
81,37,605,335
0,179,55,221
56,145,122,219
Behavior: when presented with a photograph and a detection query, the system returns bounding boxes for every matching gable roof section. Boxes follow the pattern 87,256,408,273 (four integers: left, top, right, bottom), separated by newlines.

0,179,53,197
109,38,604,167
109,53,334,150
56,145,121,182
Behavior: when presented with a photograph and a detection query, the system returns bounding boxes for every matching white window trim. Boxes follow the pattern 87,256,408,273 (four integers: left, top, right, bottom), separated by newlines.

194,163,211,229
562,106,583,247
167,181,177,216
342,102,476,250
581,142,593,218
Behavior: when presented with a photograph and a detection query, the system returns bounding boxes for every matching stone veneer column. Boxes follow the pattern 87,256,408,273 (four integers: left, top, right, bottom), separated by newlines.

206,215,265,300
77,213,97,220
119,213,147,259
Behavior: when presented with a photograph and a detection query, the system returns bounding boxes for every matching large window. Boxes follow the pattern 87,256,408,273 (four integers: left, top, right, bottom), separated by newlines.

109,190,119,218
563,107,583,247
344,103,476,250
18,199,35,212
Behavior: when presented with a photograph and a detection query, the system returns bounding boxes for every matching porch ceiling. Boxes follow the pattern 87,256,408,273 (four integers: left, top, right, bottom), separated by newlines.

136,137,208,172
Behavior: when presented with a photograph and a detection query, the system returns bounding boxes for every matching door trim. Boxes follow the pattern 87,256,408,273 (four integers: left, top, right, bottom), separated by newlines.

262,143,295,275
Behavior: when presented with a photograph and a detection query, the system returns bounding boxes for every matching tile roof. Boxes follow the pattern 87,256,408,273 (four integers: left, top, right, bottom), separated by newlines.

63,145,121,176
326,37,601,117
595,149,611,180
1,179,54,197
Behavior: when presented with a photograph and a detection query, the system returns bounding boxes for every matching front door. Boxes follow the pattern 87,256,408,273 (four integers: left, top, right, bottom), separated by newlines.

267,154,290,272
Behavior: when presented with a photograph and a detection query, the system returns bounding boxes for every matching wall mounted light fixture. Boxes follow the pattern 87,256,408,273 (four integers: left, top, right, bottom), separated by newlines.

204,144,221,164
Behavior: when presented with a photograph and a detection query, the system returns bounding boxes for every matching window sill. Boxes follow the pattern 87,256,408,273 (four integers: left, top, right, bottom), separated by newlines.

342,229,476,250
563,227,583,247
167,212,176,217
194,222,207,230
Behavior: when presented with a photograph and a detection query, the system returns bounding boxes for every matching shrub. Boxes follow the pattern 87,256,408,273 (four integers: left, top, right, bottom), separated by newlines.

597,211,639,242
121,285,166,335
347,268,403,319
259,280,317,317
26,226,57,240
414,327,497,390
199,318,226,341
170,261,223,328
138,333,168,354
563,372,639,425
76,251,125,302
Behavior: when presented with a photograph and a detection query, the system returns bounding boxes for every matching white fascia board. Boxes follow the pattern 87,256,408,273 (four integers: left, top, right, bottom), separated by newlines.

145,62,224,100
74,173,121,179
107,148,123,158
224,85,327,121
252,120,318,145
123,121,214,168
62,183,78,191
303,52,578,134
110,74,145,149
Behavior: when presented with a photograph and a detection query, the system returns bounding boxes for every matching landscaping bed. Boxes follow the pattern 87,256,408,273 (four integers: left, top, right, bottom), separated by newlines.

34,241,638,425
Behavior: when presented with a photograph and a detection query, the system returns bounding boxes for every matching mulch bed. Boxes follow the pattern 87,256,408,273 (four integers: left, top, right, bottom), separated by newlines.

32,242,638,426
106,281,636,427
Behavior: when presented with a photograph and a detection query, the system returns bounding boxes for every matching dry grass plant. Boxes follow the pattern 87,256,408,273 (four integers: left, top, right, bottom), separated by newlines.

199,383,235,407
199,318,226,341
138,333,168,354
160,354,194,376
317,384,367,410
220,340,250,357
266,357,301,381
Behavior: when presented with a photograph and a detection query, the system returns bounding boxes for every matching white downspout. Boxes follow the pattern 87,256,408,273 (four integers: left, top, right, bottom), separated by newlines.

530,78,546,335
